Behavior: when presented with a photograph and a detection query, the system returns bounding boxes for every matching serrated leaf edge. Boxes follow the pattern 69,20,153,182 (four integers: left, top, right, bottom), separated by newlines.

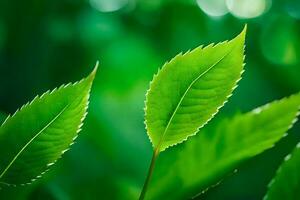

194,95,300,199
262,110,300,200
144,39,245,152
0,64,97,187
191,169,239,199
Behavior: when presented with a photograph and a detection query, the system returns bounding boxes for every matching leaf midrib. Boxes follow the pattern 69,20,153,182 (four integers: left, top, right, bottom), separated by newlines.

156,44,237,151
0,104,70,180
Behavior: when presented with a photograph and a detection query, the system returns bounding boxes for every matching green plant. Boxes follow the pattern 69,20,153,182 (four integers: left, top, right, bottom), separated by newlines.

139,25,246,200
264,124,300,200
138,25,300,200
0,64,97,186
1,25,300,200
148,93,300,199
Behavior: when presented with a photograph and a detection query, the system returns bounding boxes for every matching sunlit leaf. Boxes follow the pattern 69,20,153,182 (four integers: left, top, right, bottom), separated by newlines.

145,26,246,152
0,65,97,186
146,93,300,199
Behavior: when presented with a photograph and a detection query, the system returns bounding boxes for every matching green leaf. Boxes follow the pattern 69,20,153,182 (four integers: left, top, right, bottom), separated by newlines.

146,93,300,200
0,65,97,186
264,126,300,199
144,26,246,152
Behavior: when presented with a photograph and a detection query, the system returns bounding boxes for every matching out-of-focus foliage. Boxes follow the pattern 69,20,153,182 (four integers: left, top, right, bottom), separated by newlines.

264,139,300,200
0,68,96,186
147,93,300,200
145,28,245,152
0,0,299,199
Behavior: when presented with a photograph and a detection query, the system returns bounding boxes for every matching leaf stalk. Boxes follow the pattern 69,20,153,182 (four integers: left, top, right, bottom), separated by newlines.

139,148,159,200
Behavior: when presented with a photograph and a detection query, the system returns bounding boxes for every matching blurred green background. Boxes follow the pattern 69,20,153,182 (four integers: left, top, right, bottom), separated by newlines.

0,0,300,199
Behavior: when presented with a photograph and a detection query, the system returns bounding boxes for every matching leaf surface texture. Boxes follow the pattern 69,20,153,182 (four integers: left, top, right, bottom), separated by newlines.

0,67,97,185
145,27,246,152
146,93,300,199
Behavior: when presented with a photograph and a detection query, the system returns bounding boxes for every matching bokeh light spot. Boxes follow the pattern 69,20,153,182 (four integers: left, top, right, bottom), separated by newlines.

260,17,300,66
285,0,300,19
89,0,129,12
226,0,270,19
196,0,228,17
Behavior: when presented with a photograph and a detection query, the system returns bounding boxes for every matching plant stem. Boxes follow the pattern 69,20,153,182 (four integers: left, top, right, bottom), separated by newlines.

139,148,159,200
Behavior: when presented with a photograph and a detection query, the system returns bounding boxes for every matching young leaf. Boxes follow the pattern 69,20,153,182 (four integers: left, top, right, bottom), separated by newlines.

0,65,97,186
264,133,300,199
145,26,246,152
146,93,300,199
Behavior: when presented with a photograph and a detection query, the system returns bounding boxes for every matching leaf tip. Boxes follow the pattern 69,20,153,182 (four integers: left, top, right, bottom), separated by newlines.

86,61,99,83
92,61,99,77
232,24,247,45
243,24,247,34
238,24,247,41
